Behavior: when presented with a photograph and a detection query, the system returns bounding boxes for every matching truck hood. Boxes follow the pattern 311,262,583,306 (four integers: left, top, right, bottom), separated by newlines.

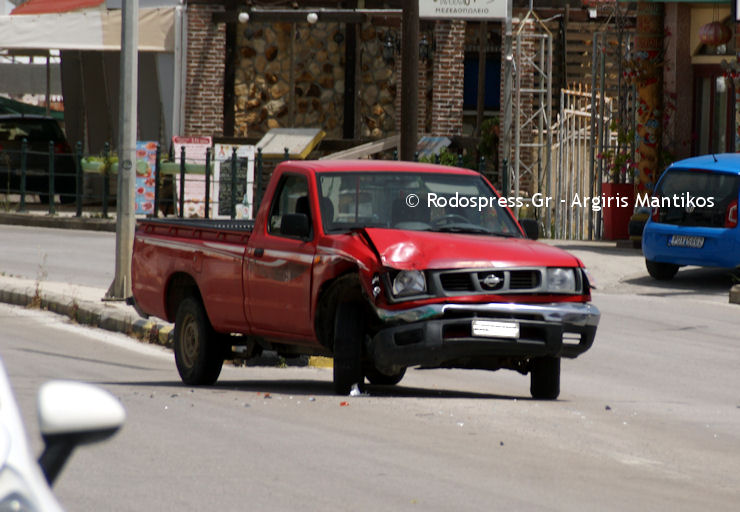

363,228,580,270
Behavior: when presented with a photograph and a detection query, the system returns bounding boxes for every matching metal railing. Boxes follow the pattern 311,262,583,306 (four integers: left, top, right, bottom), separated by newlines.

2,141,492,221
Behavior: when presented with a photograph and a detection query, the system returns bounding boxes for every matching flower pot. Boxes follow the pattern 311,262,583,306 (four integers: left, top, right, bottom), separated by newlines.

602,182,635,240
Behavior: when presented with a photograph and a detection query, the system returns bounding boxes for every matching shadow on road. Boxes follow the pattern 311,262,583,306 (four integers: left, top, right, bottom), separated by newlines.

100,377,535,401
550,242,641,258
624,266,737,296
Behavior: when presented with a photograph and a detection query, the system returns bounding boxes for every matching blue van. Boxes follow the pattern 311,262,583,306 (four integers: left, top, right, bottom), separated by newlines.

642,153,740,280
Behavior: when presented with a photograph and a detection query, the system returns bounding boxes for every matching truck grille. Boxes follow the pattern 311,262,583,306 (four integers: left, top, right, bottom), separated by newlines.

509,270,541,289
439,272,474,291
435,268,543,295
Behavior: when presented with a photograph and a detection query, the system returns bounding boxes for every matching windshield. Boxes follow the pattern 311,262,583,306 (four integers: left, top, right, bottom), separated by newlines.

655,169,740,227
316,171,522,237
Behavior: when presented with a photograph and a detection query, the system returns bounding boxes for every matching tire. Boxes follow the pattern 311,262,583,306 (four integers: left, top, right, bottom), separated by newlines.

174,297,225,385
530,356,560,400
365,365,406,386
645,260,679,281
333,301,365,395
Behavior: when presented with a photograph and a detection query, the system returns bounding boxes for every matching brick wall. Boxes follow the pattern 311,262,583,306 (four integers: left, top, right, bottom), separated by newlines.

185,4,225,137
431,21,465,137
393,27,428,137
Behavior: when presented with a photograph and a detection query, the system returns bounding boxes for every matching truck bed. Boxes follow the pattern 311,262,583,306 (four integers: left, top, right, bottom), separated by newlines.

137,218,254,244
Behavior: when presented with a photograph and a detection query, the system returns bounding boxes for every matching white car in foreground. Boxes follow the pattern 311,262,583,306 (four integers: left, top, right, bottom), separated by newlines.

0,359,125,510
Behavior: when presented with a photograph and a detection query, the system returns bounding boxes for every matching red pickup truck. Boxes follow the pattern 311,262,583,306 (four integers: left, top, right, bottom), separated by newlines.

131,160,599,399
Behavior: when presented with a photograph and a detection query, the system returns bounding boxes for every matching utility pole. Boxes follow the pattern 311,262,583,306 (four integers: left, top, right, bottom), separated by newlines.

400,1,419,161
106,0,138,300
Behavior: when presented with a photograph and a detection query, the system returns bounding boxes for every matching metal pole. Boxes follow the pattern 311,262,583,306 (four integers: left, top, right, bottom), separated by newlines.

230,148,237,220
18,138,27,212
75,141,83,217
502,0,514,196
588,32,599,241
152,143,161,218
179,146,185,218
204,147,211,219
106,0,139,300
400,2,419,161
48,140,55,215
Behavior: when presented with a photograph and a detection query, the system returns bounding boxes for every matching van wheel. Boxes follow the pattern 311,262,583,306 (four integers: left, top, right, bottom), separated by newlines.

365,365,406,386
333,301,365,395
174,297,224,385
646,260,679,281
530,356,560,400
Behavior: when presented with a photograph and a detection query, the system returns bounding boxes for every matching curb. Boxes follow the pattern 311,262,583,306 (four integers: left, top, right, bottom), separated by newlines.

0,212,116,232
0,283,173,348
0,281,331,369
731,284,740,305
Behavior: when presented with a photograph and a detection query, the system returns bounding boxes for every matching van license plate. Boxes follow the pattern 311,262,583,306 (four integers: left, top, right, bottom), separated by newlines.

668,235,704,248
471,320,519,339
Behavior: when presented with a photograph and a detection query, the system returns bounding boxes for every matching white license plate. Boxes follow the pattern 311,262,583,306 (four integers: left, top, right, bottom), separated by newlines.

668,235,704,248
471,320,520,339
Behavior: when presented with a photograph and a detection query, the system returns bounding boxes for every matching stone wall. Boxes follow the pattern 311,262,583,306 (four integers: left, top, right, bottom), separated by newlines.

233,21,401,140
235,22,345,138
360,24,399,138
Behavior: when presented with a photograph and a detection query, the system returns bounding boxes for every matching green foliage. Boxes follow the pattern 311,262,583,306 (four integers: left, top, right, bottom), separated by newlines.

419,147,476,170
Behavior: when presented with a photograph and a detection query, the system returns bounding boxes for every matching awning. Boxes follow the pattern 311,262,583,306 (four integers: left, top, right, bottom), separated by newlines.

0,6,175,52
11,0,106,15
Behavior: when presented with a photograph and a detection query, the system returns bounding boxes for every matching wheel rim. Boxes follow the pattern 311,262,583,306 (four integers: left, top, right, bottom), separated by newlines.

180,313,199,368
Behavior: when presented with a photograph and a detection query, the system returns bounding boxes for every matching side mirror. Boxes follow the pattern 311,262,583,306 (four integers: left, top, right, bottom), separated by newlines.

519,218,539,240
37,381,125,485
280,212,311,239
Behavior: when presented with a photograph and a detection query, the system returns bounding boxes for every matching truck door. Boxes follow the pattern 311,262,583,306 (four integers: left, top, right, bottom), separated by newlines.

246,172,317,337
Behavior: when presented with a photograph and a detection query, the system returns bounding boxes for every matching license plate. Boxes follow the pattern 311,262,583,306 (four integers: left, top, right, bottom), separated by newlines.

471,320,519,339
668,235,704,248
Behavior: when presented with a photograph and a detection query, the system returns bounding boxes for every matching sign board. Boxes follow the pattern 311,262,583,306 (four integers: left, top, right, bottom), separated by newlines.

256,128,325,159
419,0,509,20
213,143,256,219
172,136,213,218
134,141,158,215
416,136,452,158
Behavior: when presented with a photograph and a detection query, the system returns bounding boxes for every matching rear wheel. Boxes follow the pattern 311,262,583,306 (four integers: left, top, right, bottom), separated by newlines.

645,259,679,281
365,365,406,386
174,297,225,385
333,301,365,395
530,356,560,400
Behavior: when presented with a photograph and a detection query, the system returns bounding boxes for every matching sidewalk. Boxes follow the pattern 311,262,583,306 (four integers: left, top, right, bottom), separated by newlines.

0,273,174,347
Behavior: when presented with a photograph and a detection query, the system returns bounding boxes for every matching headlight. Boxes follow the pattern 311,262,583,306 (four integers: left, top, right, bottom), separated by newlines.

545,268,577,293
391,270,427,297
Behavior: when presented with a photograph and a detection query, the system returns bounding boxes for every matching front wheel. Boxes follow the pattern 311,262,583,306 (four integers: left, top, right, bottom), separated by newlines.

530,356,560,400
645,260,679,281
174,297,225,385
365,365,406,386
333,302,365,395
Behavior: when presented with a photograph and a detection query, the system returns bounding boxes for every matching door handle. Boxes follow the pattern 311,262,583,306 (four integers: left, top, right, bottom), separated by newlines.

254,248,264,257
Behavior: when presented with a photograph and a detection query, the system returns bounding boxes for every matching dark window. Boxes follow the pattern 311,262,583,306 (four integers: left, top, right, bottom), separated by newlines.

463,54,501,110
268,174,311,237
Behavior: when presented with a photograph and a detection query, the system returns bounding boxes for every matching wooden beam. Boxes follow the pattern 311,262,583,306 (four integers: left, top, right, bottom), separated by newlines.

212,9,401,25
319,135,400,160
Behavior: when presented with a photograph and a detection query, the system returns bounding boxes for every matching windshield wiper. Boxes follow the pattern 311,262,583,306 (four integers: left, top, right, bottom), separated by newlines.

433,225,494,235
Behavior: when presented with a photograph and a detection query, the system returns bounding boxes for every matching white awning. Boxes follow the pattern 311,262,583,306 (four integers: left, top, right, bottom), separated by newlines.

0,7,175,52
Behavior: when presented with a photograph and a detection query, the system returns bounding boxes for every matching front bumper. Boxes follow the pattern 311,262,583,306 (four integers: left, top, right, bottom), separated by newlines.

369,302,600,374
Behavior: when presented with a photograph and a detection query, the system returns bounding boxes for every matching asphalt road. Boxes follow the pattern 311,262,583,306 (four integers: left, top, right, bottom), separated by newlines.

1,225,739,510
0,225,114,287
2,288,739,511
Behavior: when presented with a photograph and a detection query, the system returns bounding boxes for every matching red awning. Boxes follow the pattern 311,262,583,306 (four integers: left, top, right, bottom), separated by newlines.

11,0,104,15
